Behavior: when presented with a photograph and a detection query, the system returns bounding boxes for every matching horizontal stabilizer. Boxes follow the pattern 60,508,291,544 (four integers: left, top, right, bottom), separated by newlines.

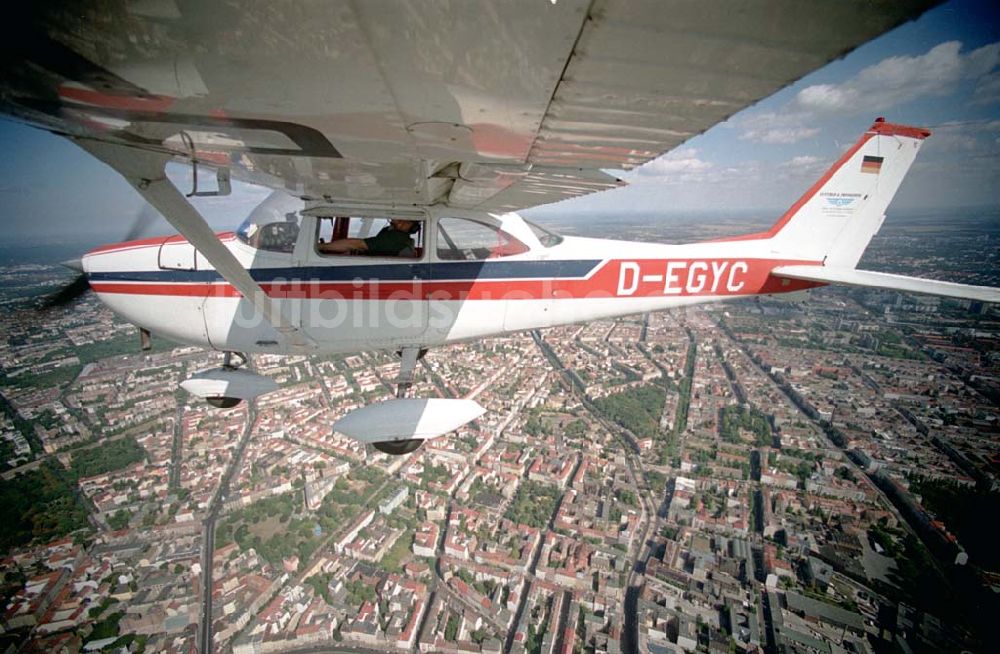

772,266,1000,303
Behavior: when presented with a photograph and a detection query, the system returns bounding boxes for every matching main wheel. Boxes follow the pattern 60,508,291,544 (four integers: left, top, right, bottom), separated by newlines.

372,439,424,455
206,396,242,409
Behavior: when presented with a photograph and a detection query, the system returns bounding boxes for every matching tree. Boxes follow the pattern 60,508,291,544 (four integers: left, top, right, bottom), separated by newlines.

592,385,666,439
505,481,560,529
616,489,638,507
0,461,90,550
69,437,145,480
445,613,461,641
107,510,130,531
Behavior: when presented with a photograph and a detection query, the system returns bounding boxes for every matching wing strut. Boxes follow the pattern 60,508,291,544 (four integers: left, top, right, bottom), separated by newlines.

77,140,315,350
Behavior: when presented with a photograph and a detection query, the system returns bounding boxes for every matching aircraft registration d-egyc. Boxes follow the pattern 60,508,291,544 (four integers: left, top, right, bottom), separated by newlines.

2,1,997,454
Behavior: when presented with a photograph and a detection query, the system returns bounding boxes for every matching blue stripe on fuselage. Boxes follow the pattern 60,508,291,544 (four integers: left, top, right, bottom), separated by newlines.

88,259,602,283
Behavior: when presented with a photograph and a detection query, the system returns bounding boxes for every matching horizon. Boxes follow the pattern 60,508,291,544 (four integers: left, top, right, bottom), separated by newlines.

1,0,998,241
1,204,997,273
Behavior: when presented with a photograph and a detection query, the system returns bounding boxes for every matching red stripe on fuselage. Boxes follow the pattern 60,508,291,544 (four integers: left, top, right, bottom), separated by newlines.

90,258,823,300
58,86,176,112
87,235,168,256
86,233,236,256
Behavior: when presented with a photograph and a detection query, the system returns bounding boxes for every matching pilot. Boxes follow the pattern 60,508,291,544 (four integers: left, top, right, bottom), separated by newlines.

319,218,418,256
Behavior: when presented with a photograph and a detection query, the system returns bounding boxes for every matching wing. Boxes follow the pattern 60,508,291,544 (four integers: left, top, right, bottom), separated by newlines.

0,0,936,212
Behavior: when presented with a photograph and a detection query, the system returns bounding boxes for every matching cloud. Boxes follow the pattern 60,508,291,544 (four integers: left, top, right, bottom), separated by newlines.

972,71,1000,105
793,41,998,113
920,118,1000,152
783,156,821,167
632,148,712,179
738,40,1000,143
739,126,820,144
925,121,989,152
626,150,829,190
776,155,830,183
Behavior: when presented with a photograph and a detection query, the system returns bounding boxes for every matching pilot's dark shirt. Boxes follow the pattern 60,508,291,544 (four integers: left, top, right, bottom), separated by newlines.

364,227,413,256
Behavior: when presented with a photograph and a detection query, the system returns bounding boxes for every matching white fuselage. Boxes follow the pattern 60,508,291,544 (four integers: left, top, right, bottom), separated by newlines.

82,210,820,355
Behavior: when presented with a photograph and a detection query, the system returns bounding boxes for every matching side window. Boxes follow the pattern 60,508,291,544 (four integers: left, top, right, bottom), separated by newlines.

317,217,379,243
436,217,529,260
316,216,424,258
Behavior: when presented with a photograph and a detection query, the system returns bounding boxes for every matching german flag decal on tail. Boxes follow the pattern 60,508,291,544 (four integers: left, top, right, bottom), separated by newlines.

861,155,883,174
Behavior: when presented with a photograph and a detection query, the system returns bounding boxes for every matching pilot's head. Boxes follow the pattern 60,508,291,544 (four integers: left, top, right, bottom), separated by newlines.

389,218,419,234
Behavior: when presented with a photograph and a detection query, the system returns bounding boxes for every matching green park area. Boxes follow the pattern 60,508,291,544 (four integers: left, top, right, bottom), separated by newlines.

0,461,89,551
505,480,560,529
216,493,325,566
217,466,398,567
67,437,146,480
591,384,666,440
719,404,773,446
0,436,147,551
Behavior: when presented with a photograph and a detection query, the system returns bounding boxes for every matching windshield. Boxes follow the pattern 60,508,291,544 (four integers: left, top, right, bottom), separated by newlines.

436,217,529,260
235,191,304,253
524,219,563,248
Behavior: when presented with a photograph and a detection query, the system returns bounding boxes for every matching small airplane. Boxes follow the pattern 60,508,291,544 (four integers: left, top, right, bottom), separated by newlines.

69,118,999,454
4,1,994,454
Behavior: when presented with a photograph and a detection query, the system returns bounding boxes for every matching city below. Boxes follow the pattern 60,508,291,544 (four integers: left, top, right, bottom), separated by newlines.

0,209,997,654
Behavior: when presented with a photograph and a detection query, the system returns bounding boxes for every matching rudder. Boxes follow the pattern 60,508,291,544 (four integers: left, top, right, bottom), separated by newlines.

767,118,930,268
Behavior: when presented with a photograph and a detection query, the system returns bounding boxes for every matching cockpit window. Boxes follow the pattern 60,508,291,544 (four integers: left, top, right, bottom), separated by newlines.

524,220,563,248
436,217,529,260
236,215,301,253
234,191,304,253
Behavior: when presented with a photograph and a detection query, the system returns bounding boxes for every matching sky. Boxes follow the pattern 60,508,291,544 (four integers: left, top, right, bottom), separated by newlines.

0,0,997,244
532,0,1000,220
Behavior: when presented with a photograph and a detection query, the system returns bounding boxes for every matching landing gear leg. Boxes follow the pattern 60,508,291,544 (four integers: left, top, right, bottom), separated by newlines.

205,353,250,406
370,347,427,455
222,351,248,371
394,347,423,398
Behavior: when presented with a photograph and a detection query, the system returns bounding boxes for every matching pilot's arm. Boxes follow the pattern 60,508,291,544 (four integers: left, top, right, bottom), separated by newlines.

318,238,368,254
318,221,413,255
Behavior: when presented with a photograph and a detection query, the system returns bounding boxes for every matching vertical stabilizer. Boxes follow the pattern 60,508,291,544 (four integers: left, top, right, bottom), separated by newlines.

766,119,930,268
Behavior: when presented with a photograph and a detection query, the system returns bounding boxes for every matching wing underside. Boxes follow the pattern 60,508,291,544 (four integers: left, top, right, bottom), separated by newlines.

0,0,937,211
